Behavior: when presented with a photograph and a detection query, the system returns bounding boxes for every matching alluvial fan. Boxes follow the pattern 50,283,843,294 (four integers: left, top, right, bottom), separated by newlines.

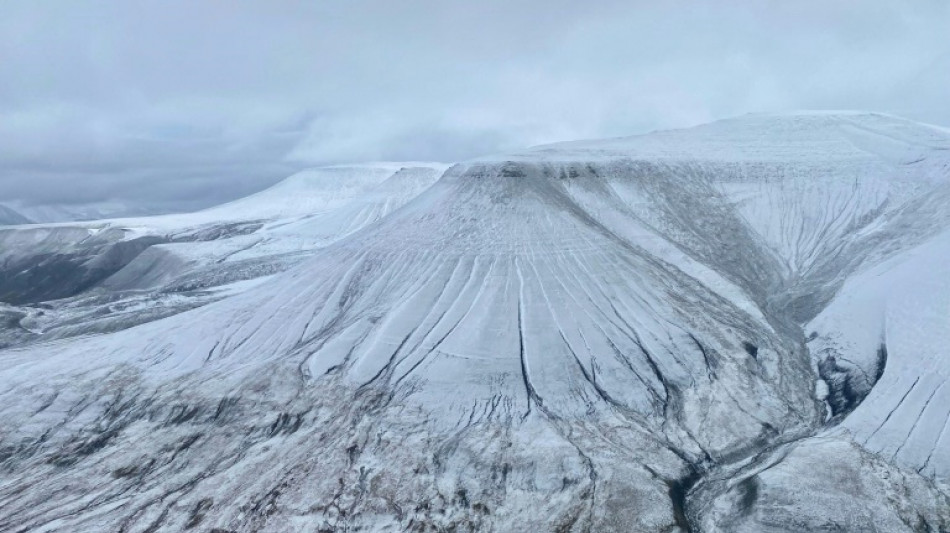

1,113,949,532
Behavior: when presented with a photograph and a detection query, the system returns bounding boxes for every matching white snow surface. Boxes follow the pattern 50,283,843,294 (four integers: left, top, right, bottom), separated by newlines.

0,162,447,347
811,226,950,481
0,113,948,531
57,162,448,234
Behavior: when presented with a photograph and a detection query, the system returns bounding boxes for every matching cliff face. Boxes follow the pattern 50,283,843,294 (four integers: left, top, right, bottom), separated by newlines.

0,114,948,532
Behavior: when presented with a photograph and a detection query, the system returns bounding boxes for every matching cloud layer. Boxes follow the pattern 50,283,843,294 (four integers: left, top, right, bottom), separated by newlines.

2,1,949,211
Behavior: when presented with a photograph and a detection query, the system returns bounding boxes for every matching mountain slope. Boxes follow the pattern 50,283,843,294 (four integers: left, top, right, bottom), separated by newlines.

0,113,948,532
0,163,446,348
2,201,173,223
810,225,950,480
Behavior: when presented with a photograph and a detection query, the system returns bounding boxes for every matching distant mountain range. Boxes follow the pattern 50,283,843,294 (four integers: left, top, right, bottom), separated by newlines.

0,200,181,224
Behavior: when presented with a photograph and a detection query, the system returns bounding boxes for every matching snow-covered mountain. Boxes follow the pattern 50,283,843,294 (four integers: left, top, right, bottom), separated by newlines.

0,163,447,348
0,113,948,532
0,201,174,224
810,225,950,479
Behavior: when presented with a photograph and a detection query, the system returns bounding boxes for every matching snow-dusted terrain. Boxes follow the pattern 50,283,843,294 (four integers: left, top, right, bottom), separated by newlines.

0,163,446,349
0,201,179,224
0,113,948,532
811,225,950,479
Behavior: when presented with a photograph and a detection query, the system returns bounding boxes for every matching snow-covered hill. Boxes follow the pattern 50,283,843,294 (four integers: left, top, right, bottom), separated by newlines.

0,163,447,347
1,201,172,224
811,225,950,479
0,114,948,532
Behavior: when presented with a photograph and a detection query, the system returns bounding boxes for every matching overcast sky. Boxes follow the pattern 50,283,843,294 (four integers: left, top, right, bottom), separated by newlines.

2,1,949,212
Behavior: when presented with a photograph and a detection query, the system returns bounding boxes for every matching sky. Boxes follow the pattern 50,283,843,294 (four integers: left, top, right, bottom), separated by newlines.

1,0,949,213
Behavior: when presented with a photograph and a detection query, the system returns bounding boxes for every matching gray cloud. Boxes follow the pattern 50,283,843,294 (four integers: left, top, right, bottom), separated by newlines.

1,0,949,212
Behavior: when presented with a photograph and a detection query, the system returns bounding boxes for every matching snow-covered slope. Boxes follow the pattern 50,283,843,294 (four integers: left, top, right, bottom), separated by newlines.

810,226,950,480
527,112,950,318
0,163,446,347
2,201,169,223
0,114,948,532
199,163,420,221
